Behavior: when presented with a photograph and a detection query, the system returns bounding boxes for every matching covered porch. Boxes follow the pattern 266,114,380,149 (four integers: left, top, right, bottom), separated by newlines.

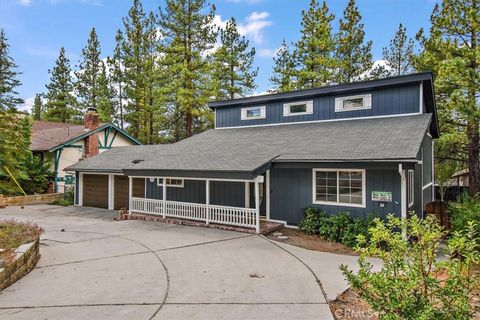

127,172,277,234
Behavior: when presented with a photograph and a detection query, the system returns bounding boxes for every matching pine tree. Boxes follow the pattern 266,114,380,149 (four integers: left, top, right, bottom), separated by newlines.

294,0,336,89
44,47,78,123
212,18,258,100
383,23,414,76
415,0,480,195
0,29,23,111
160,0,217,139
31,94,43,120
96,62,115,123
270,40,296,92
75,28,102,111
121,0,162,143
335,0,373,83
107,30,126,129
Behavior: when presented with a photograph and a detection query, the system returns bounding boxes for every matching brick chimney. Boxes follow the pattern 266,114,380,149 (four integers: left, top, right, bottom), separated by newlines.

84,107,100,158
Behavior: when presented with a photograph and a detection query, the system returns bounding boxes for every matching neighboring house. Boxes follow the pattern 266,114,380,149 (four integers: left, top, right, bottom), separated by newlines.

30,108,141,193
66,73,438,233
451,169,469,187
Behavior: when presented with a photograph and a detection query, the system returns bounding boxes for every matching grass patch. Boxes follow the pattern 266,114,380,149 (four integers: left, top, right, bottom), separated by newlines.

0,219,44,264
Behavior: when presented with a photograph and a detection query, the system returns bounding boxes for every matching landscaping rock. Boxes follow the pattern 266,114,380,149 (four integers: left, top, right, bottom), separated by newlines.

277,235,289,240
272,232,283,236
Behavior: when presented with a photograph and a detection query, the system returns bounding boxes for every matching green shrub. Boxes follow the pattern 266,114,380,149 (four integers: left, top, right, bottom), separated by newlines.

450,193,480,241
341,215,480,320
298,207,376,247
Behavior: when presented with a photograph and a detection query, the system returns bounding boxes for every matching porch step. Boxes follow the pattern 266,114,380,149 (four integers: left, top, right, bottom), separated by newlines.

125,212,284,235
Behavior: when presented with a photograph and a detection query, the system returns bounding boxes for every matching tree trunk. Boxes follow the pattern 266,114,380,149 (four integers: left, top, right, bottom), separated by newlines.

467,119,480,196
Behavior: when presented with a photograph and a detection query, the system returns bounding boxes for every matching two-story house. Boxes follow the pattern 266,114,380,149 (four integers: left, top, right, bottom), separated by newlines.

66,73,438,233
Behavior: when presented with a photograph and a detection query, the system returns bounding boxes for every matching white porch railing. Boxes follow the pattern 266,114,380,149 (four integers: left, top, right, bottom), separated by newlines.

130,197,258,229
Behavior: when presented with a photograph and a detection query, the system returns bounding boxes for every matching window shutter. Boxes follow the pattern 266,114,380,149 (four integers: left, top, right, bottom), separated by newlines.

334,98,343,111
364,94,372,108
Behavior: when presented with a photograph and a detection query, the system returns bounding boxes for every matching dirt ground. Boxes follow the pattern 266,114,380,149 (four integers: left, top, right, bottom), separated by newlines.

266,227,357,256
330,288,377,320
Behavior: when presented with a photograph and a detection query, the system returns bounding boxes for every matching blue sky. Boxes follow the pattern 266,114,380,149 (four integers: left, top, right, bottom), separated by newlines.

0,0,436,111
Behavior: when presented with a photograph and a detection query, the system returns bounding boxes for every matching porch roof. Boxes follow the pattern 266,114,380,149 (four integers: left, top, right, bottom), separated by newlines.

65,113,432,179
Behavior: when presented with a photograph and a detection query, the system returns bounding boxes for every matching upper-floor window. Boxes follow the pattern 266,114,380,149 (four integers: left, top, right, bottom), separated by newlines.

283,100,313,116
241,106,266,120
335,94,372,112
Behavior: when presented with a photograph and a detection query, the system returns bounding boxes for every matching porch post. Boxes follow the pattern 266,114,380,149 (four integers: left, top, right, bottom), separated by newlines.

254,181,260,234
266,169,270,220
162,178,167,219
205,179,210,225
108,174,114,210
245,182,250,208
399,164,407,240
128,176,133,214
77,173,83,206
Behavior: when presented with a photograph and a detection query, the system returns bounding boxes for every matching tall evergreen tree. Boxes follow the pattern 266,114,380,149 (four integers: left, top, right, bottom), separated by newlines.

383,23,414,76
334,0,373,83
270,39,296,92
121,0,162,143
159,0,217,139
212,18,258,100
415,0,480,195
31,94,43,120
294,0,336,88
107,30,126,129
44,47,78,123
0,29,23,111
96,62,115,123
75,28,103,111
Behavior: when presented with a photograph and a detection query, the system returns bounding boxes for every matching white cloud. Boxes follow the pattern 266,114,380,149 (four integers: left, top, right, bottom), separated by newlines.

17,0,32,6
257,47,279,58
19,96,35,112
214,11,272,45
246,11,269,22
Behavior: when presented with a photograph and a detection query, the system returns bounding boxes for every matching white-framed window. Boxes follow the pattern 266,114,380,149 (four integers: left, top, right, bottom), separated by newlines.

312,169,366,207
334,94,372,112
157,178,184,188
283,100,313,116
241,106,266,120
408,170,414,207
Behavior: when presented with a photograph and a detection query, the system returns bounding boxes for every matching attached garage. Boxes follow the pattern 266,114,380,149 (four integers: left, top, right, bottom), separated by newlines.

82,174,109,209
80,174,146,210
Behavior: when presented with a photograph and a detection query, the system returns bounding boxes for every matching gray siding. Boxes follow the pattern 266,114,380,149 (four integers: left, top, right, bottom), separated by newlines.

216,85,420,128
269,165,402,225
422,135,433,184
145,179,246,207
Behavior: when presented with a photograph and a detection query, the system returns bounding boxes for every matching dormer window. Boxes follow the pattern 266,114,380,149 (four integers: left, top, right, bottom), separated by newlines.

241,106,266,120
283,100,313,116
335,94,372,112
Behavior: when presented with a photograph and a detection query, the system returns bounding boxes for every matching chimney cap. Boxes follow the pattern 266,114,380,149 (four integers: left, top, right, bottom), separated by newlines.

86,107,98,113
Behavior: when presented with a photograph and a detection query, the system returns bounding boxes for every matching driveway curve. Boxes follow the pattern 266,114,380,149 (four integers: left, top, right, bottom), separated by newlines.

0,205,363,320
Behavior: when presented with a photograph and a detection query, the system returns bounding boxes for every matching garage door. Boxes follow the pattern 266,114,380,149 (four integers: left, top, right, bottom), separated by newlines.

83,174,108,209
114,176,146,210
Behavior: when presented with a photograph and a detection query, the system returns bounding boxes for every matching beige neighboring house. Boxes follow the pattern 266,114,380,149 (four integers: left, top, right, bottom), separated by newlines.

30,108,141,193
451,169,469,187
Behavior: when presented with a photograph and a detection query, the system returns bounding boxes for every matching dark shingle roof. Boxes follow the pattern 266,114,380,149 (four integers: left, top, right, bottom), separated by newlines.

65,114,432,177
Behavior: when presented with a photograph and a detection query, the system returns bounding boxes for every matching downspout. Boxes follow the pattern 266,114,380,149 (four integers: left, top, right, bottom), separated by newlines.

399,163,407,239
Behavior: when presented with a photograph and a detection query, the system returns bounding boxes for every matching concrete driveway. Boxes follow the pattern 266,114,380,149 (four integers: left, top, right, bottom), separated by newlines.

0,205,365,320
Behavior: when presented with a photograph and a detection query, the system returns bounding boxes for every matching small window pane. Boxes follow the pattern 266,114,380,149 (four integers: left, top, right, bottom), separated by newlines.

290,104,307,113
343,97,364,109
246,108,261,118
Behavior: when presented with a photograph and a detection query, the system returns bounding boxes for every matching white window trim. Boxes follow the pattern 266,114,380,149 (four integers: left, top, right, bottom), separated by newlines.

241,106,266,120
283,100,313,117
312,168,366,208
335,94,372,112
156,178,184,188
408,170,414,208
